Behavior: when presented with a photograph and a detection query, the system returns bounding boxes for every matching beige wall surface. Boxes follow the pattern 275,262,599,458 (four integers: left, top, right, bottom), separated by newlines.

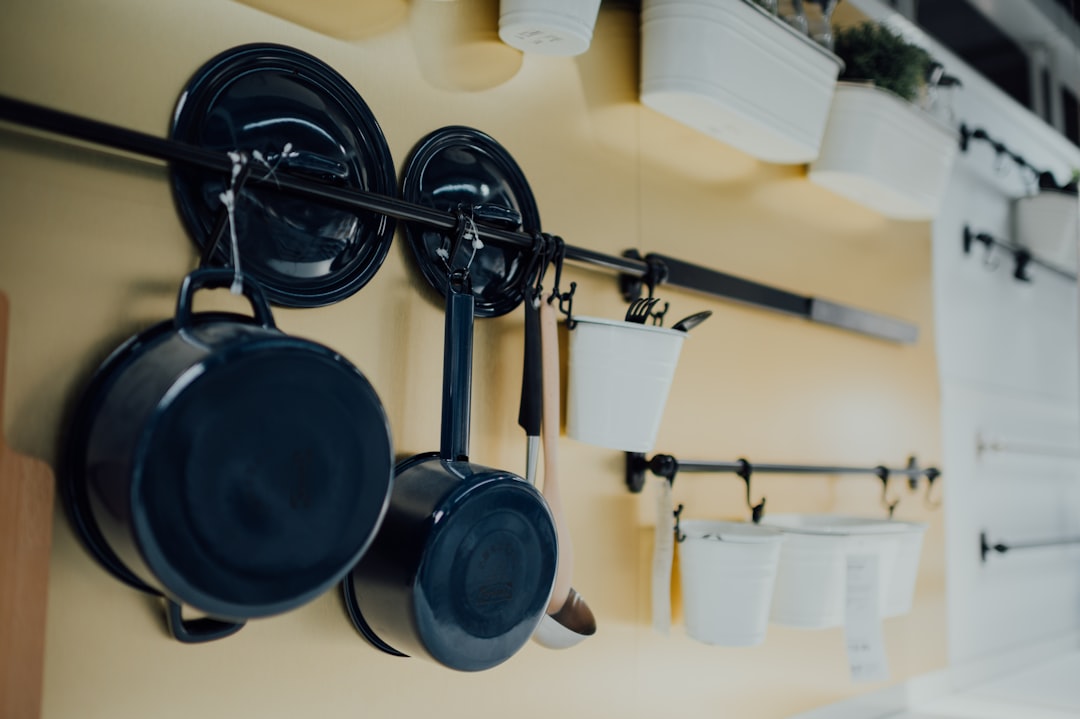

0,1,945,717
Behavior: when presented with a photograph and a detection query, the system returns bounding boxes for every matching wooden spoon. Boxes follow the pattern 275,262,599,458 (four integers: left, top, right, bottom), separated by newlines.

540,298,573,611
0,291,55,719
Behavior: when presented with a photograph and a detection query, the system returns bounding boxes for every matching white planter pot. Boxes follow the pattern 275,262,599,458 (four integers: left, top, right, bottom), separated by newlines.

808,83,959,220
1012,190,1080,272
640,0,843,164
498,0,602,56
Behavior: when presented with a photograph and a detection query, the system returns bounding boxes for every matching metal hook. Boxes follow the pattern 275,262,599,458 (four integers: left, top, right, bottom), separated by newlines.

651,301,670,327
966,230,999,271
992,142,1010,174
435,204,474,277
1013,249,1033,282
201,157,254,268
674,503,686,542
546,235,578,328
548,234,565,302
875,466,899,518
522,231,550,304
923,467,942,510
643,255,669,301
735,458,766,523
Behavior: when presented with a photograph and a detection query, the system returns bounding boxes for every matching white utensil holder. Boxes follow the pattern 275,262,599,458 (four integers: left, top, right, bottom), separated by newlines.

678,519,785,646
566,316,685,453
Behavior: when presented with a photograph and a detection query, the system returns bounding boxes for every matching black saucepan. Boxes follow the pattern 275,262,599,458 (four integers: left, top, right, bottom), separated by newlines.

342,267,558,672
61,268,394,642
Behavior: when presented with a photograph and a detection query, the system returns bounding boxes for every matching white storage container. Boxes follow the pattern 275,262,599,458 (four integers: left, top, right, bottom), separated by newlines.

761,514,927,628
678,520,785,646
1012,189,1079,273
566,316,685,453
808,82,958,220
499,0,603,56
640,0,843,164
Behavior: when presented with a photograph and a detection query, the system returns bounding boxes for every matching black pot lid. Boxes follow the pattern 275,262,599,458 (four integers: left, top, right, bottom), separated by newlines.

400,126,541,318
170,43,397,308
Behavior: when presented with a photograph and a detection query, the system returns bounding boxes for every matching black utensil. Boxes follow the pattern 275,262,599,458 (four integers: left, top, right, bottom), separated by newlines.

625,297,660,324
519,290,542,484
672,310,713,332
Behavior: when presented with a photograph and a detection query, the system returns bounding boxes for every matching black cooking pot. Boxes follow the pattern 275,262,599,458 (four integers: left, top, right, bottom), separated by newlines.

343,270,558,671
62,269,394,642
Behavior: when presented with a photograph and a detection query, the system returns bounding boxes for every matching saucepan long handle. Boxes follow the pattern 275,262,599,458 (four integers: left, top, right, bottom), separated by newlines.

440,273,475,462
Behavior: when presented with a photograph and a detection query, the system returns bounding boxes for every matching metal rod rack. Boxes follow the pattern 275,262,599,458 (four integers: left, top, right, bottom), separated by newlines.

962,226,1077,283
976,432,1080,460
626,452,941,520
0,94,918,344
980,531,1080,561
958,124,1049,185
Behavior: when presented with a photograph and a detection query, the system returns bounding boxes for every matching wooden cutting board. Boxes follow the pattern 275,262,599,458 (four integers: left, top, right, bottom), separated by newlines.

0,291,55,719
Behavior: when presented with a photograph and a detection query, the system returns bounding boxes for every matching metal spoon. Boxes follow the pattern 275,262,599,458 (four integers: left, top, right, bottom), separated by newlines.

671,310,712,332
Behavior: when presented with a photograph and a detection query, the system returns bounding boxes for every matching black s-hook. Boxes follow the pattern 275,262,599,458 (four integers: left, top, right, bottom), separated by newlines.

736,459,766,523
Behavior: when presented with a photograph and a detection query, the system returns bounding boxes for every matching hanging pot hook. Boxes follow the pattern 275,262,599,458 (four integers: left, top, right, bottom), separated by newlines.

923,467,942,510
674,503,686,543
200,152,255,269
736,458,766,523
437,204,473,276
547,235,578,329
522,231,550,305
875,466,899,518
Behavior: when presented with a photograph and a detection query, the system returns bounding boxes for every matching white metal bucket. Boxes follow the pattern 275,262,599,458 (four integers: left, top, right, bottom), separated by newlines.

566,316,685,453
1012,190,1080,273
678,519,785,646
640,0,843,164
761,514,927,628
498,0,602,56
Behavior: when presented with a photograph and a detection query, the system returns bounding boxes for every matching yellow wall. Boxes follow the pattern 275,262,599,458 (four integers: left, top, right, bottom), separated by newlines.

0,1,945,717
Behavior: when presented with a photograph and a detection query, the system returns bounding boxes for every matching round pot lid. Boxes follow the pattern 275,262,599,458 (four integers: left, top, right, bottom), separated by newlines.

400,126,541,318
170,43,397,308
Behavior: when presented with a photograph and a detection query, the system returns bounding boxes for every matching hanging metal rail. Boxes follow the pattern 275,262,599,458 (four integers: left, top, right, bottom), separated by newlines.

626,452,941,520
963,226,1077,283
980,531,1080,561
0,94,917,344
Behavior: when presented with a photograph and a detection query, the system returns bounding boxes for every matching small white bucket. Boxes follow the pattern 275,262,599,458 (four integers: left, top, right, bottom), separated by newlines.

678,520,785,646
566,316,686,453
761,514,927,628
498,0,603,56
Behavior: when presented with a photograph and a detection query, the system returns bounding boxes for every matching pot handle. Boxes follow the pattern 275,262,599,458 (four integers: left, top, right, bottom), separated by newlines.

165,600,245,644
174,268,277,331
440,272,474,462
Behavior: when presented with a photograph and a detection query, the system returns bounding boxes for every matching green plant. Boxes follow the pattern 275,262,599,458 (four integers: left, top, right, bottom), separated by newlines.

833,21,933,102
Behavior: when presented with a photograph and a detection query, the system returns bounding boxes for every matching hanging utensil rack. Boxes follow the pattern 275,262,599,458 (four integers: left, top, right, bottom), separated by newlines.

958,124,1052,184
626,452,941,521
980,531,1080,561
0,94,919,344
962,226,1077,283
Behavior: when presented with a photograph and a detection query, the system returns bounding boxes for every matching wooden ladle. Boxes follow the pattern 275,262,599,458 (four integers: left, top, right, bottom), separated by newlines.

532,298,595,648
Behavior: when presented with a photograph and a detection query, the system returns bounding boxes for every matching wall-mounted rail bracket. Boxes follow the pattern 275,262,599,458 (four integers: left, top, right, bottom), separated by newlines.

980,530,1080,562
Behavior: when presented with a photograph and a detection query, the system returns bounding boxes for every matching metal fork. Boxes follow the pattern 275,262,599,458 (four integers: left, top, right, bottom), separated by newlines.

624,297,660,324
